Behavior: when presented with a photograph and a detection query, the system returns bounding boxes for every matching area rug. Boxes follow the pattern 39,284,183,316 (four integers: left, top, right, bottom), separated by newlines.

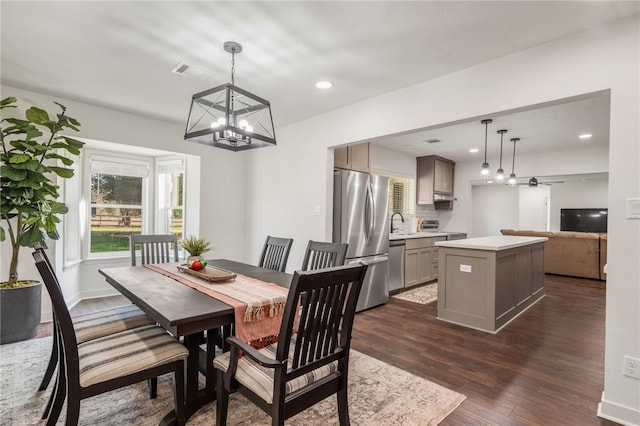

0,336,465,425
393,283,438,305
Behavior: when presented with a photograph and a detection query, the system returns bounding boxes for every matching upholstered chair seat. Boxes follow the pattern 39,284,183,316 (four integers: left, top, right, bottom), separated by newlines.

213,337,338,403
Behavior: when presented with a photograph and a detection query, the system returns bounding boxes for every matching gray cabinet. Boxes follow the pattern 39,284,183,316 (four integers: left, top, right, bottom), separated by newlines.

404,236,445,288
416,155,455,209
334,142,370,173
437,241,545,333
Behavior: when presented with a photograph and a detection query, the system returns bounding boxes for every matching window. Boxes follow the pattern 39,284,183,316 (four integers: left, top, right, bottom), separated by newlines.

377,173,416,215
157,159,184,240
89,156,149,254
86,153,185,256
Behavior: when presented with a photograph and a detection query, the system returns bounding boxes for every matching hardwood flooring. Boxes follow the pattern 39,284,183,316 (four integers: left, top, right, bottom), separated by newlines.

35,274,616,425
351,274,615,425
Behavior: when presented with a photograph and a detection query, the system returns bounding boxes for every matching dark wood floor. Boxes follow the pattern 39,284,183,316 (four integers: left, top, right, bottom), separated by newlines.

351,274,617,425
36,274,617,425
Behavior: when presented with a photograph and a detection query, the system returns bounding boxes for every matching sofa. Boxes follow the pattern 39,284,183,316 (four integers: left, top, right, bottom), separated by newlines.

500,229,607,280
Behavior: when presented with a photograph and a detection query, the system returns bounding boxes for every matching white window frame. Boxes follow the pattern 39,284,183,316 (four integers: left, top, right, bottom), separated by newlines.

156,157,185,237
84,150,152,259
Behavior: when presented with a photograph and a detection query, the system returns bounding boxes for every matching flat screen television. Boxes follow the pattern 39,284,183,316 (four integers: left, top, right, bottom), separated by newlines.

560,208,608,233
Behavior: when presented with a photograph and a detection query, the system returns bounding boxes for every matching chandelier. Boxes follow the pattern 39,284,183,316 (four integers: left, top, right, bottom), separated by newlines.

508,137,520,185
184,41,276,151
495,129,507,182
480,119,492,178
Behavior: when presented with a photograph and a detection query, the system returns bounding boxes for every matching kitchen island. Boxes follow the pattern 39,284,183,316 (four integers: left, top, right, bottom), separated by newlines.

435,235,547,333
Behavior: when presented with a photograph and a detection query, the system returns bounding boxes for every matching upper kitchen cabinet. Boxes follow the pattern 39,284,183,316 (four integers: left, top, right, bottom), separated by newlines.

417,155,455,210
334,142,370,173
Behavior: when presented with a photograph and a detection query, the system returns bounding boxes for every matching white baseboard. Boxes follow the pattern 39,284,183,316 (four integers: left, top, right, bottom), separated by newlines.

598,392,640,426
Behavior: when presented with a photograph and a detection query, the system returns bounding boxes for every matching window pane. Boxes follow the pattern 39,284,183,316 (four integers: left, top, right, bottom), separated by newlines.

91,172,143,253
376,173,415,216
158,170,184,235
170,208,183,240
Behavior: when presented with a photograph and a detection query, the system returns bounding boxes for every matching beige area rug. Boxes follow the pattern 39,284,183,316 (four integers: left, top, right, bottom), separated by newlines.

393,283,438,305
1,336,465,425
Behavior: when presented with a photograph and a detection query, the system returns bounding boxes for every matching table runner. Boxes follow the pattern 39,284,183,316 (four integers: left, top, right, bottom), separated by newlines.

145,263,288,348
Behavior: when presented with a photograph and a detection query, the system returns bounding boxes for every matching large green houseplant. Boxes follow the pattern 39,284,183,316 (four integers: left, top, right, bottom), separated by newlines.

0,96,84,343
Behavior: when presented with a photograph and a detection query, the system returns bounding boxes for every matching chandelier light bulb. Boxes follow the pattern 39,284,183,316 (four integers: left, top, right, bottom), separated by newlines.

508,173,517,186
495,169,505,182
239,119,248,129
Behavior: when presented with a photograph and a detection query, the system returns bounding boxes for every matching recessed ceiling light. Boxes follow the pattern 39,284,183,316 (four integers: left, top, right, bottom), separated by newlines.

469,148,479,153
579,133,592,139
316,81,333,89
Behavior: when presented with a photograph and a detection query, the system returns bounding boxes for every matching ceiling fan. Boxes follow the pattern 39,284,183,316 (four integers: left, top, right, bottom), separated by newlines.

519,177,565,187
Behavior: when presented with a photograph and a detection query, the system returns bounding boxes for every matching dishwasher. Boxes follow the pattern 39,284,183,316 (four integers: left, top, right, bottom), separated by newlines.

388,239,405,294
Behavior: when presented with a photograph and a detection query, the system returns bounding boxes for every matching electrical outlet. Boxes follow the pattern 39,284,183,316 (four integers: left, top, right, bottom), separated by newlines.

623,356,640,379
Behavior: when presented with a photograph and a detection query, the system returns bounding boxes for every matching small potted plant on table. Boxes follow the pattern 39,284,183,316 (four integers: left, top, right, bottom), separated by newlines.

179,235,212,270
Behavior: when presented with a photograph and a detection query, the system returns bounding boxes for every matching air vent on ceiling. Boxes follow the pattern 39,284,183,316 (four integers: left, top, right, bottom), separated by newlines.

170,61,211,80
425,138,441,144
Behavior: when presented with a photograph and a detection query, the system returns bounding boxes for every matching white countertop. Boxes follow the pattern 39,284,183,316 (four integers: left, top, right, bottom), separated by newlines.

435,235,548,251
389,231,449,240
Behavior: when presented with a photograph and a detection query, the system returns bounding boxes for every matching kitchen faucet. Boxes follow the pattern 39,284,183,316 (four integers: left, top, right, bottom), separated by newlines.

390,212,405,233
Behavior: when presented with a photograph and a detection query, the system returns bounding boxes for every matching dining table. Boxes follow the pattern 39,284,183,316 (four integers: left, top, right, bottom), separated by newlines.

98,258,292,425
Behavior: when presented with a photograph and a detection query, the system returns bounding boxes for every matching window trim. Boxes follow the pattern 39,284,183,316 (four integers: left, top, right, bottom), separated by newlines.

85,150,152,259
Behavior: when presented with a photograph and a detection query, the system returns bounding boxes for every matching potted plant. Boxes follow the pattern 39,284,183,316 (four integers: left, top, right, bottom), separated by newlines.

0,96,84,343
178,235,212,261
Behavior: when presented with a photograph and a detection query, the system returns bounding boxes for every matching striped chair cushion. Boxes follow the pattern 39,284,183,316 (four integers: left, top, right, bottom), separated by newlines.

78,325,188,388
74,304,155,344
213,341,338,404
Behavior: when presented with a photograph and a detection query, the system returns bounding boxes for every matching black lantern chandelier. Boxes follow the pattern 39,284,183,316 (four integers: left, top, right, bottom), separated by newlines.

184,41,276,151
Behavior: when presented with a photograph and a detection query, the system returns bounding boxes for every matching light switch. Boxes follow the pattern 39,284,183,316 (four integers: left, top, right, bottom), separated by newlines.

627,198,640,219
460,264,472,273
312,205,321,216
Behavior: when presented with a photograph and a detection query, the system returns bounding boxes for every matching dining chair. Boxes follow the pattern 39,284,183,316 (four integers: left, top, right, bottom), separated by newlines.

130,233,179,266
33,244,156,420
214,262,368,426
258,236,294,272
301,240,348,271
33,248,189,426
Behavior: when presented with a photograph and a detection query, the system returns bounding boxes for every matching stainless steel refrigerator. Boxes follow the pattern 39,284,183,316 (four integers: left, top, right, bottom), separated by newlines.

333,170,389,312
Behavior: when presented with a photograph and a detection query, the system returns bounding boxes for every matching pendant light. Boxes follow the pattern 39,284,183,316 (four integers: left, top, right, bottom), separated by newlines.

508,137,520,186
496,129,507,182
480,119,492,178
184,41,277,151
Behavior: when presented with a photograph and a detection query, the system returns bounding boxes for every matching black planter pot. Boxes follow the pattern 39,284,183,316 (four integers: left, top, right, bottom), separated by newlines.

0,281,42,344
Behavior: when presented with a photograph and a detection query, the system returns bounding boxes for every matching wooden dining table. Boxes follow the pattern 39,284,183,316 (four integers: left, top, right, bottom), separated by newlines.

98,259,291,425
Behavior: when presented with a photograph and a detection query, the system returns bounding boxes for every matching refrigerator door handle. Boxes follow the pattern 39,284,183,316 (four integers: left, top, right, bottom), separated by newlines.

365,181,375,241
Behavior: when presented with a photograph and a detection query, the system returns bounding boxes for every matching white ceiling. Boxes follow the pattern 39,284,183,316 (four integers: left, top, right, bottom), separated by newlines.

2,1,638,160
370,91,611,163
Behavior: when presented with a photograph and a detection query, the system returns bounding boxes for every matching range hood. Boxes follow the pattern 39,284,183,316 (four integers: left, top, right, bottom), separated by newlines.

434,193,456,202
